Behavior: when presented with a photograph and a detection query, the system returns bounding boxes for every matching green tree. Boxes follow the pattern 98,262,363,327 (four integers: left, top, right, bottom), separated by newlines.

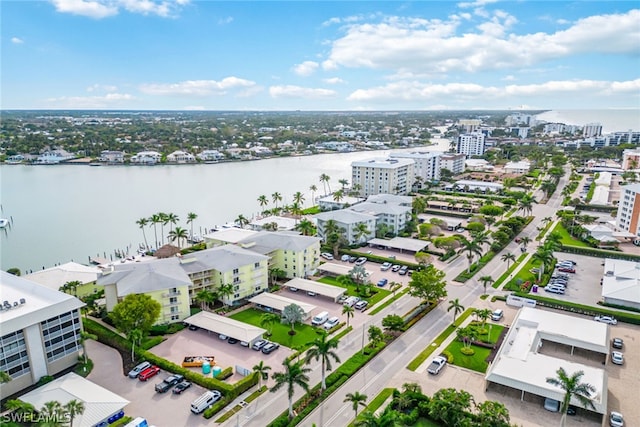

59,280,81,297
458,238,483,274
342,304,354,327
127,328,143,362
428,388,474,427
195,289,216,311
235,214,249,229
257,195,269,211
456,326,478,351
4,399,35,416
414,251,432,266
354,223,370,243
150,213,161,248
305,331,340,390
447,298,465,322
79,330,97,365
64,399,85,427
252,360,271,389
478,275,494,295
501,252,516,269
6,267,21,276
475,400,511,427
532,247,554,282
260,312,280,336
355,408,401,427
293,191,305,207
295,218,315,236
344,391,368,418
309,184,318,206
158,212,169,245
0,370,12,383
320,173,332,195
168,226,188,248
186,212,198,240
381,314,404,335
270,360,311,419
136,217,149,249
217,283,234,309
520,236,532,249
412,196,427,215
407,264,447,304
281,303,305,335
546,367,596,427
165,212,179,235
272,192,283,209
110,293,161,339
367,325,384,349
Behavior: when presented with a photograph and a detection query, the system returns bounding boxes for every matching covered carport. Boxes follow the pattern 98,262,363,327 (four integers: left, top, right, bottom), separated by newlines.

248,293,316,320
183,311,266,346
283,277,346,302
317,263,373,278
368,237,429,254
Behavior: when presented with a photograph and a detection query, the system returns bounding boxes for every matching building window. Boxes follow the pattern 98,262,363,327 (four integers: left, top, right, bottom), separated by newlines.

254,262,260,268
233,268,239,274
0,330,30,378
42,310,81,362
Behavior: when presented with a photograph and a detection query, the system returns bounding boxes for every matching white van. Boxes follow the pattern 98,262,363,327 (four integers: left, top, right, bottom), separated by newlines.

311,311,329,326
343,296,360,308
491,309,504,321
190,390,221,414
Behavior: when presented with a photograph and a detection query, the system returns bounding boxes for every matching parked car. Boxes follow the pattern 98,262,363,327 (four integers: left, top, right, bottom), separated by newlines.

560,259,577,266
427,356,447,375
557,267,576,273
337,295,348,304
491,309,503,321
323,316,340,330
341,254,350,262
348,256,357,263
355,257,368,266
612,338,624,349
354,300,369,310
128,361,151,379
155,374,184,393
240,341,249,347
252,339,268,351
543,398,560,412
611,351,624,365
138,365,161,381
172,380,192,394
307,291,317,297
187,324,199,331
398,266,408,275
594,315,617,325
377,278,388,287
321,253,334,260
289,287,299,292
218,334,228,340
391,264,401,272
380,262,393,271
191,390,222,414
567,405,577,416
545,286,565,295
261,342,280,354
227,337,239,344
610,411,624,427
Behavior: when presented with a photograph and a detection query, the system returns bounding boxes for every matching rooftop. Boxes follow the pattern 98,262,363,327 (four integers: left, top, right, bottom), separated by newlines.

283,278,346,299
24,262,100,290
180,245,269,274
368,237,429,252
315,209,377,224
602,258,640,304
237,231,320,254
96,258,192,296
204,228,258,244
351,157,414,168
248,292,316,315
183,311,266,342
349,202,411,216
365,194,413,206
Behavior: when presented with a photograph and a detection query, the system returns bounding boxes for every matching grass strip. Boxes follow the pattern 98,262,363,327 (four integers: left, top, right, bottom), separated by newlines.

333,325,353,341
492,253,527,289
348,388,395,427
406,308,473,371
368,288,409,315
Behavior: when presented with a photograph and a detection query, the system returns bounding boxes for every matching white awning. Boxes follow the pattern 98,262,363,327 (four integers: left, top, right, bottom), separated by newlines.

183,311,266,343
283,278,346,301
248,293,316,319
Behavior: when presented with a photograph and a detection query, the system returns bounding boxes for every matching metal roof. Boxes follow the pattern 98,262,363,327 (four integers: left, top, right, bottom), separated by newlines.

283,278,346,300
248,293,316,317
316,263,373,278
368,237,429,252
183,311,266,343
25,262,100,290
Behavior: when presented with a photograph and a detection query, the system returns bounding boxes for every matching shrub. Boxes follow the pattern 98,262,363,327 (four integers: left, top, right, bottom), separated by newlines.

203,397,231,419
442,350,454,363
460,347,475,356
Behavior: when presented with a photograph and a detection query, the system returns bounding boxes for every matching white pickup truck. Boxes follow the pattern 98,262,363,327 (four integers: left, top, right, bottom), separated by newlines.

427,356,447,375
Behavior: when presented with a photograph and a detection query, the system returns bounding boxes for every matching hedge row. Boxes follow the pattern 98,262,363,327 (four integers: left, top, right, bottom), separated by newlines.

422,208,471,219
559,245,640,261
82,318,258,399
339,249,420,269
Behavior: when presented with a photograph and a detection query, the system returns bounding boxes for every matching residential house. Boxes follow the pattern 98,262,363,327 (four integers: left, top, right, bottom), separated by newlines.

130,151,162,165
348,202,411,235
249,216,298,232
503,160,531,174
198,150,225,162
166,150,196,163
99,150,125,164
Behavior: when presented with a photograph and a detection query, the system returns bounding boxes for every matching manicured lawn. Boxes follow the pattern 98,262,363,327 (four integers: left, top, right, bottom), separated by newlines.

229,308,323,350
318,277,390,305
444,324,504,373
552,223,591,248
492,253,527,289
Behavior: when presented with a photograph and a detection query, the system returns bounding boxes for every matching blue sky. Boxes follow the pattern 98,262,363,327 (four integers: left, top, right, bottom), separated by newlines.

2,0,639,110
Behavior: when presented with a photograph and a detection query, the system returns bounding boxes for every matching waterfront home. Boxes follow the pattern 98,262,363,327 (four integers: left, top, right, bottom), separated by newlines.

249,215,297,231
0,271,85,399
348,201,411,236
25,262,101,298
166,150,196,163
237,231,321,279
99,150,125,164
197,149,225,162
315,209,377,245
36,150,75,164
130,151,162,165
205,228,258,246
317,194,365,211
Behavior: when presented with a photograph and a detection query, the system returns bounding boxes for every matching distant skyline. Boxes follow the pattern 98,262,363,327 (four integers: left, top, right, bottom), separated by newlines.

2,1,639,111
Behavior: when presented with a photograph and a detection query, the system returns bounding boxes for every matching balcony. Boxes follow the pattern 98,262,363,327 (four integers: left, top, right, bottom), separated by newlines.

162,290,181,298
163,300,181,307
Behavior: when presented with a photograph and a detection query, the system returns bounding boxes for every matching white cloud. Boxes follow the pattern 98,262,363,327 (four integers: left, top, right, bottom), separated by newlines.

51,0,189,18
44,93,134,108
457,0,499,9
86,83,118,92
323,77,345,84
269,85,337,99
347,78,640,104
293,61,319,76
218,16,233,25
323,10,640,74
11,37,24,44
502,75,516,81
139,77,257,96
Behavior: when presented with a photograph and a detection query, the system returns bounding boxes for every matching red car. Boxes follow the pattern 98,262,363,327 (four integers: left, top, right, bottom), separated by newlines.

138,365,160,381
557,267,575,273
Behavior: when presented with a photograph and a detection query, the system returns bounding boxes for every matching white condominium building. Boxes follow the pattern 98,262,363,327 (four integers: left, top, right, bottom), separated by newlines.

0,271,85,399
456,132,486,157
351,158,415,197
389,151,442,182
440,153,466,175
615,183,640,239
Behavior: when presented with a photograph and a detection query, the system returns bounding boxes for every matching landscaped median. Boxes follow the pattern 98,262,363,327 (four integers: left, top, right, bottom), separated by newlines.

492,253,527,289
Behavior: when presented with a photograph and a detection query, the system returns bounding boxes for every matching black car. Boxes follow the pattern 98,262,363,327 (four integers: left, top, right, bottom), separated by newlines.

227,337,239,344
172,380,192,394
261,342,280,354
155,374,184,393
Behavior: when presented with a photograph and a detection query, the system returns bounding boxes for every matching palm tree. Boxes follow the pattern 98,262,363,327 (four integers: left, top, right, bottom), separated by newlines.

293,191,305,207
4,399,35,416
272,192,283,209
305,332,340,390
320,173,332,195
546,367,596,427
478,275,494,295
79,330,97,365
59,280,81,297
344,391,368,418
168,226,188,248
252,360,271,389
158,212,168,244
165,212,179,235
128,328,143,362
150,213,161,248
309,184,318,205
518,196,534,217
195,289,216,311
40,401,64,421
217,283,234,309
339,178,349,189
257,195,269,212
501,252,516,269
354,222,370,244
458,238,482,274
447,298,465,322
235,214,249,229
342,305,354,327
520,236,532,249
260,312,280,336
64,399,85,427
136,217,149,249
295,219,315,236
186,212,198,240
333,189,345,203
532,247,554,282
0,370,12,383
270,360,311,419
